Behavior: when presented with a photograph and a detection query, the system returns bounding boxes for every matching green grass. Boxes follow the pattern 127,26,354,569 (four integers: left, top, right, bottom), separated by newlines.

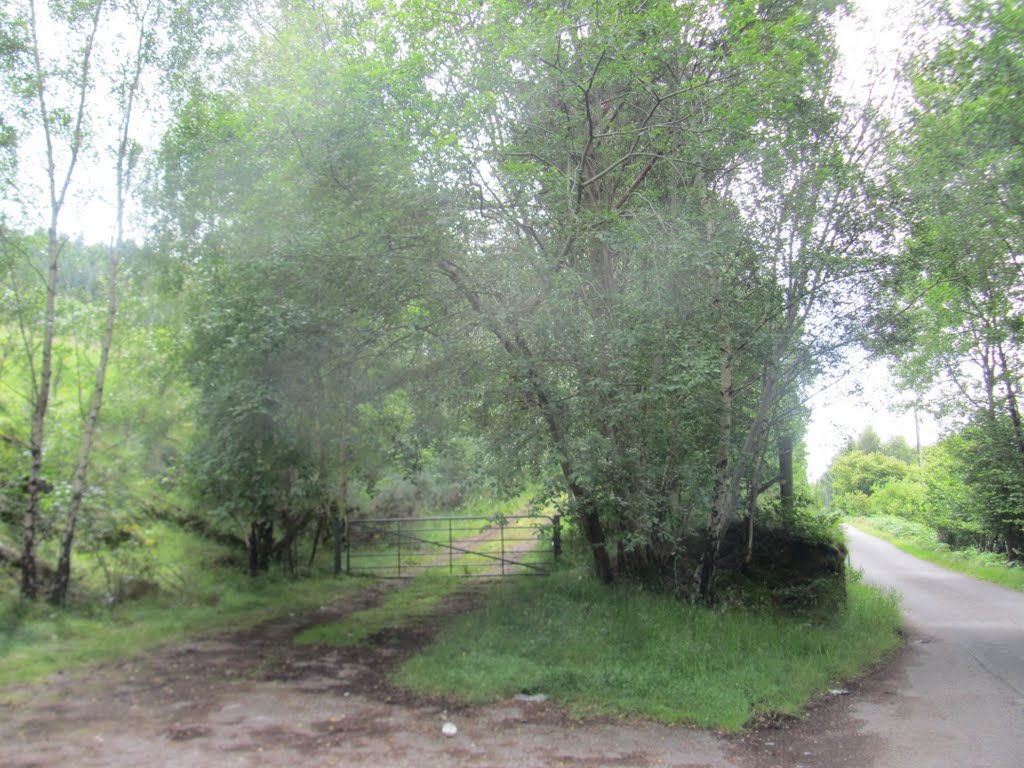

848,516,1024,592
0,523,369,687
392,566,902,731
296,510,552,647
295,570,460,647
345,517,498,575
2,508,904,734
418,512,554,574
0,493,548,685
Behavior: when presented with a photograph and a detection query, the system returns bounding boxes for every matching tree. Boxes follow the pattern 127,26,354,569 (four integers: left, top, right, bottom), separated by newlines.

1,0,237,601
1,0,106,599
147,0,890,600
867,0,1024,559
827,449,909,499
919,433,1020,556
153,6,445,572
876,0,1024,435
850,426,882,454
52,0,166,605
367,0,889,597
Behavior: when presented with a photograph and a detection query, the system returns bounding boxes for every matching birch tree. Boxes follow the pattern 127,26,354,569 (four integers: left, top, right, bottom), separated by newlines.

1,0,106,599
51,0,165,605
1,0,225,600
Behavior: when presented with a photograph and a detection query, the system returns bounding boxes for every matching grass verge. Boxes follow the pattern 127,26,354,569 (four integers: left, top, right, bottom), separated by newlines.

848,516,1024,592
392,566,902,731
295,571,460,647
0,524,368,687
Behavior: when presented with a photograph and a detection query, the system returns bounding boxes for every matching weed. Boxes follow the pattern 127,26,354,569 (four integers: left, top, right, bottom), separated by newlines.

294,571,460,647
393,565,901,731
0,523,368,686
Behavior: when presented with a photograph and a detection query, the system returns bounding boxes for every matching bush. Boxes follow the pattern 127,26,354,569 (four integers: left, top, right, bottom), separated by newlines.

829,450,910,498
366,475,421,518
868,474,926,521
835,490,871,517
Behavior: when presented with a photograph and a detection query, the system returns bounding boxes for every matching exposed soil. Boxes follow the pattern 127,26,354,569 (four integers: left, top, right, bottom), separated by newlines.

0,576,902,768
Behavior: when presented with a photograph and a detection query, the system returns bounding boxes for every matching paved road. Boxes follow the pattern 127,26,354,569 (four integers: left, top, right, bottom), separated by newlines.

844,525,1024,768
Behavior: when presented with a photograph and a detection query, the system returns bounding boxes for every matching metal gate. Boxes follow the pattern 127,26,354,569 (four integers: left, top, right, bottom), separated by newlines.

343,513,561,578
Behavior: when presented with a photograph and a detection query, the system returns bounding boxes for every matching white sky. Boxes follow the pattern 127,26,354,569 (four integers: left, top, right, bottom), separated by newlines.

835,0,914,100
803,356,940,481
802,0,932,482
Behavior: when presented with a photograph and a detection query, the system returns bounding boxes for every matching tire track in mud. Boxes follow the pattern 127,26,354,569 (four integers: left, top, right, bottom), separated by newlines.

2,528,910,768
0,520,546,767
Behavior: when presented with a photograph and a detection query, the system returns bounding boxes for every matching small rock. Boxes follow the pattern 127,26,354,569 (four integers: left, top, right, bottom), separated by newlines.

514,693,548,703
442,721,458,737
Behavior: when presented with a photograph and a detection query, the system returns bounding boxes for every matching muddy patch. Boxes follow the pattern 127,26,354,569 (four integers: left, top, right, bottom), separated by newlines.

0,577,902,768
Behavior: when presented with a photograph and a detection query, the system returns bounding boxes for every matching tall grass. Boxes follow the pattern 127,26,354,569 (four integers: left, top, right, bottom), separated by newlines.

0,523,367,687
394,567,902,731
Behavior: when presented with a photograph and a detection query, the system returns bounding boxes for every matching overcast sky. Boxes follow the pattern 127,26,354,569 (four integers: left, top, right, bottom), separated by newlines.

802,0,934,482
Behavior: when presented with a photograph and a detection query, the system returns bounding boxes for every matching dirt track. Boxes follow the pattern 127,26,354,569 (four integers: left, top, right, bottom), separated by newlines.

0,581,732,768
3,528,1020,767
